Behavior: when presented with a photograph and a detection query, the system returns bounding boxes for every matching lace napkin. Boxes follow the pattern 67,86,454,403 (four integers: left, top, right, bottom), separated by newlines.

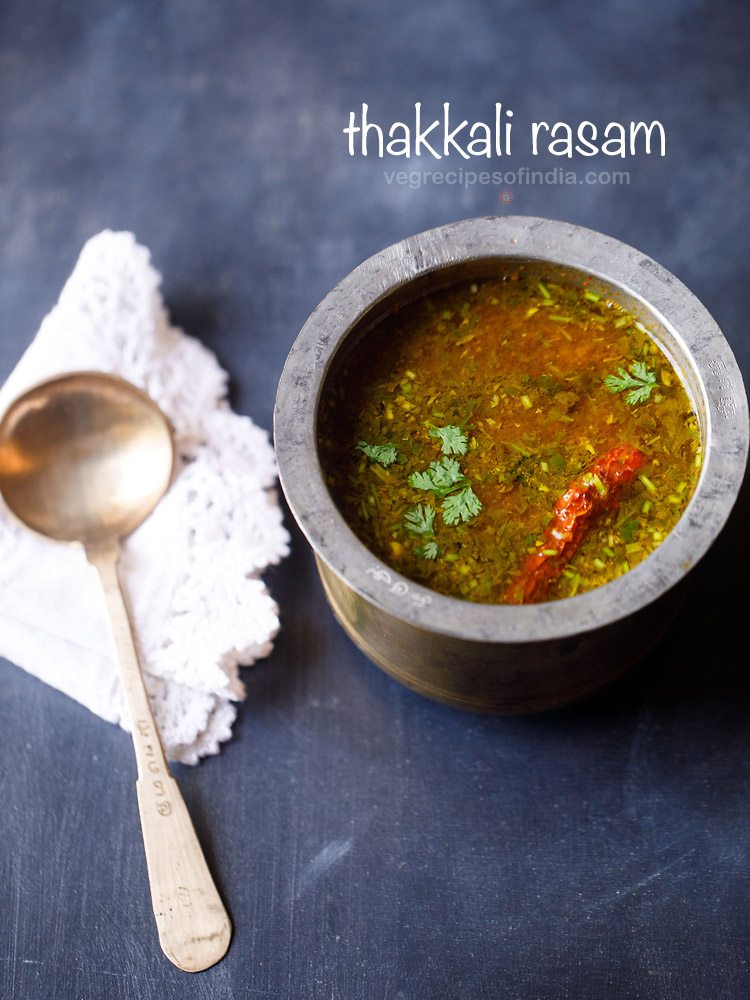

0,231,290,764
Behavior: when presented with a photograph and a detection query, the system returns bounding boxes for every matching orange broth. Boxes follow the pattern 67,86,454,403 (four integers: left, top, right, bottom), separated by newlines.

318,273,701,603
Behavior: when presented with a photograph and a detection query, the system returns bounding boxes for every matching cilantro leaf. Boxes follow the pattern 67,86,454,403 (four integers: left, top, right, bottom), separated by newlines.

415,540,440,560
430,457,464,491
441,485,483,525
603,362,657,405
404,503,436,536
630,360,653,383
603,367,629,393
357,441,397,466
408,469,437,491
626,383,654,406
409,456,466,496
429,424,468,456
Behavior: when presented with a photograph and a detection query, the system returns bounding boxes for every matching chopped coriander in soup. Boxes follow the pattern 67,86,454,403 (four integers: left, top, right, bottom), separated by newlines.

318,273,702,604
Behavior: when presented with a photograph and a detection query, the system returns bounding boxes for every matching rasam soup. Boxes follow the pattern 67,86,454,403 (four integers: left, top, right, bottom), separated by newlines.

318,272,702,604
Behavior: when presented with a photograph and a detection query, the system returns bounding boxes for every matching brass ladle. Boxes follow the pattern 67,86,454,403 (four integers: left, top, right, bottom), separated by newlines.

0,371,231,973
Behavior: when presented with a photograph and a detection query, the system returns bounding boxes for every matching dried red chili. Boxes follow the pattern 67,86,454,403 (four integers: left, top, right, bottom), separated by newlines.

505,444,646,604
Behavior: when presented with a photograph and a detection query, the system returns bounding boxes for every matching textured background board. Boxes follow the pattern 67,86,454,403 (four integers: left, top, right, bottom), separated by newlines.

1,2,749,998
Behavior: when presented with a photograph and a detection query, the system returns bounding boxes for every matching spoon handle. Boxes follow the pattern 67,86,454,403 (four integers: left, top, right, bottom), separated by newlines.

87,544,232,973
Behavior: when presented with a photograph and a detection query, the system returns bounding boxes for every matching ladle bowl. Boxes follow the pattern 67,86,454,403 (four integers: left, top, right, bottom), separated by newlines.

0,372,174,545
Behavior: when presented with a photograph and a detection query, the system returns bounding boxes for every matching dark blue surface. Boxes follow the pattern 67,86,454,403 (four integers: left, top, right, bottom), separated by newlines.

1,2,749,998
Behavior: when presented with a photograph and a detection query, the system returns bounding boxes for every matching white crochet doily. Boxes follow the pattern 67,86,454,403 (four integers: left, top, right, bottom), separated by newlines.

0,231,290,764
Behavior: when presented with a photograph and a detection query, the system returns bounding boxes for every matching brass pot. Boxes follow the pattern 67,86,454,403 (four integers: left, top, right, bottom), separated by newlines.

274,216,748,712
